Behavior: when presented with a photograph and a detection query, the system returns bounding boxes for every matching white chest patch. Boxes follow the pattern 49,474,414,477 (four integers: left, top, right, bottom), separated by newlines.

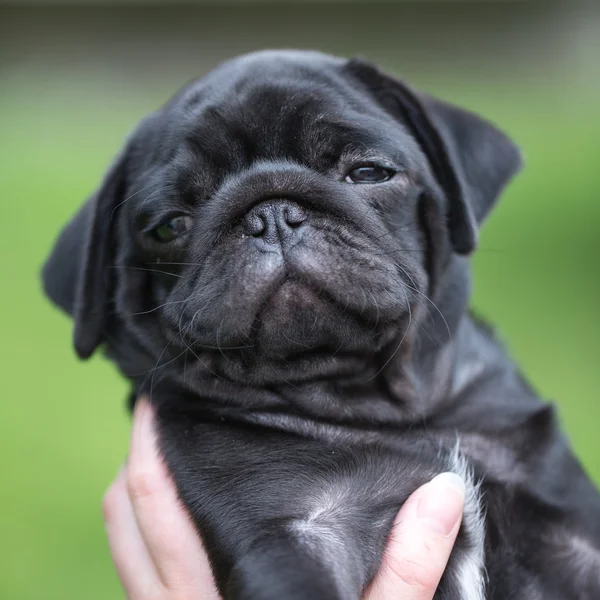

447,444,487,600
287,443,488,600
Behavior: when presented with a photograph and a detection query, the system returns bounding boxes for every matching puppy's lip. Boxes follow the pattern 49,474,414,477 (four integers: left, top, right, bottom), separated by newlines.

254,275,389,338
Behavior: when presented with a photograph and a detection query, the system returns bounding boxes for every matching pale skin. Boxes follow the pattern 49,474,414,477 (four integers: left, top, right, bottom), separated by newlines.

103,399,465,600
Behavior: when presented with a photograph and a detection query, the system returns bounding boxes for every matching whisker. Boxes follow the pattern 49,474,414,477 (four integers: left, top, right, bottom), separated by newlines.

215,316,228,361
186,306,203,342
389,261,421,293
183,343,227,382
397,277,451,342
280,330,314,349
331,340,345,358
370,218,418,243
109,265,184,279
129,341,182,379
367,289,380,330
128,299,188,316
110,183,159,221
150,342,188,397
364,283,412,383
266,361,298,389
183,348,188,388
139,188,165,210
201,344,255,350
145,261,204,267
371,247,423,258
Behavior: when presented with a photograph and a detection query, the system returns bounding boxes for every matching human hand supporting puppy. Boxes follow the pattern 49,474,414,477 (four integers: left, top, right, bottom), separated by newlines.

103,399,465,600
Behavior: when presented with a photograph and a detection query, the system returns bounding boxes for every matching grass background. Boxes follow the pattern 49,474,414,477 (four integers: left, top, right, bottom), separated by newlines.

1,3,599,598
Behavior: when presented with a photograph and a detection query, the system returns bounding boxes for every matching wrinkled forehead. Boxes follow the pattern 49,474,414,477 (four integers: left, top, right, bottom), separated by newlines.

162,54,415,167
125,53,431,209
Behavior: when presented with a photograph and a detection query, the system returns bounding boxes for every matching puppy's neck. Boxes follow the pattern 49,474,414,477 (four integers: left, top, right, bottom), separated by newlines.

133,258,509,429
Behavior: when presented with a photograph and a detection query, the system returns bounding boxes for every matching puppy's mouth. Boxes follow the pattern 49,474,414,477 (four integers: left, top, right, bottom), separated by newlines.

174,282,399,385
169,263,408,383
157,213,418,382
250,276,368,360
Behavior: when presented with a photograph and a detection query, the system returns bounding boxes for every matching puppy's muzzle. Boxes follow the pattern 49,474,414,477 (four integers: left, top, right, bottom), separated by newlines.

243,199,307,248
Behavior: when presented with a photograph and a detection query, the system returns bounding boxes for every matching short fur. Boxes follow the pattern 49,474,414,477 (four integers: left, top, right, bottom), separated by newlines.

42,50,600,599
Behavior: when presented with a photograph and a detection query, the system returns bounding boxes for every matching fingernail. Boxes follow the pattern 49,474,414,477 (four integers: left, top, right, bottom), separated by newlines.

417,472,465,536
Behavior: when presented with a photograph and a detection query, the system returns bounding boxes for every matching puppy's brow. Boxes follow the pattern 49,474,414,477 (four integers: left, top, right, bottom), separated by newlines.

110,183,159,221
337,147,412,183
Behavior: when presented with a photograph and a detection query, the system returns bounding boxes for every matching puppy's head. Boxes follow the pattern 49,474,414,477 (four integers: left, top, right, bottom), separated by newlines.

43,50,521,388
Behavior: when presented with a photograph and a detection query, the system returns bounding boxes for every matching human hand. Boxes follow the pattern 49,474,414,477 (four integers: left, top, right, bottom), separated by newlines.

103,398,465,600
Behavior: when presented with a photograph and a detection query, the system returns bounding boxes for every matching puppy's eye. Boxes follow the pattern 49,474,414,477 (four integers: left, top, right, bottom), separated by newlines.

152,215,193,242
345,166,394,184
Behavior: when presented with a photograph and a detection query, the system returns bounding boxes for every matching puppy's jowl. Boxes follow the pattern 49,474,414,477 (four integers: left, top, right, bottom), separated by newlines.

43,51,600,599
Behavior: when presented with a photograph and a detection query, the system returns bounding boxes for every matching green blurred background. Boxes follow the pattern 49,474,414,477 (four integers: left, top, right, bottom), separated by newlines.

1,1,598,598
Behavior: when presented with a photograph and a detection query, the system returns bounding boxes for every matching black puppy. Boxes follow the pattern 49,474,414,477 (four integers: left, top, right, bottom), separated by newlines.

43,51,600,599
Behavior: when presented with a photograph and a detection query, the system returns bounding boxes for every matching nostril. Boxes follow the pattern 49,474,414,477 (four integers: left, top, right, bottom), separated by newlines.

242,200,306,242
243,213,267,237
284,206,307,228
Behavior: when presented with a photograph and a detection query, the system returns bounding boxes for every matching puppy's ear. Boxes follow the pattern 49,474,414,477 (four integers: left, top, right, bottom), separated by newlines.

42,151,128,359
345,59,522,254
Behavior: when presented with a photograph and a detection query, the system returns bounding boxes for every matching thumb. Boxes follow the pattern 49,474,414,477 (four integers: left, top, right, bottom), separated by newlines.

366,472,465,600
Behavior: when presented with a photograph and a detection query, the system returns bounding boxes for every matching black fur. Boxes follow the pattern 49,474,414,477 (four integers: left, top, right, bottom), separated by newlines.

42,50,600,599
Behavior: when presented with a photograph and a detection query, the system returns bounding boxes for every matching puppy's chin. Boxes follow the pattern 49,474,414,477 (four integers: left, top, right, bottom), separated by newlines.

180,279,404,385
254,280,387,359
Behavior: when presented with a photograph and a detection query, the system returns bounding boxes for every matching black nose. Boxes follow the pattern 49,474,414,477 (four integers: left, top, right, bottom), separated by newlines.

243,200,307,245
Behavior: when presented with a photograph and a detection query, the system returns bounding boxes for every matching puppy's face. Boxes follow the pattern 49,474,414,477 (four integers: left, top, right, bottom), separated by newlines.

43,51,522,387
128,54,429,382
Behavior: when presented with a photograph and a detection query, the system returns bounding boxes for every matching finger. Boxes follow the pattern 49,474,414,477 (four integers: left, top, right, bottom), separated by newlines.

127,398,220,598
366,472,465,600
103,466,164,599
